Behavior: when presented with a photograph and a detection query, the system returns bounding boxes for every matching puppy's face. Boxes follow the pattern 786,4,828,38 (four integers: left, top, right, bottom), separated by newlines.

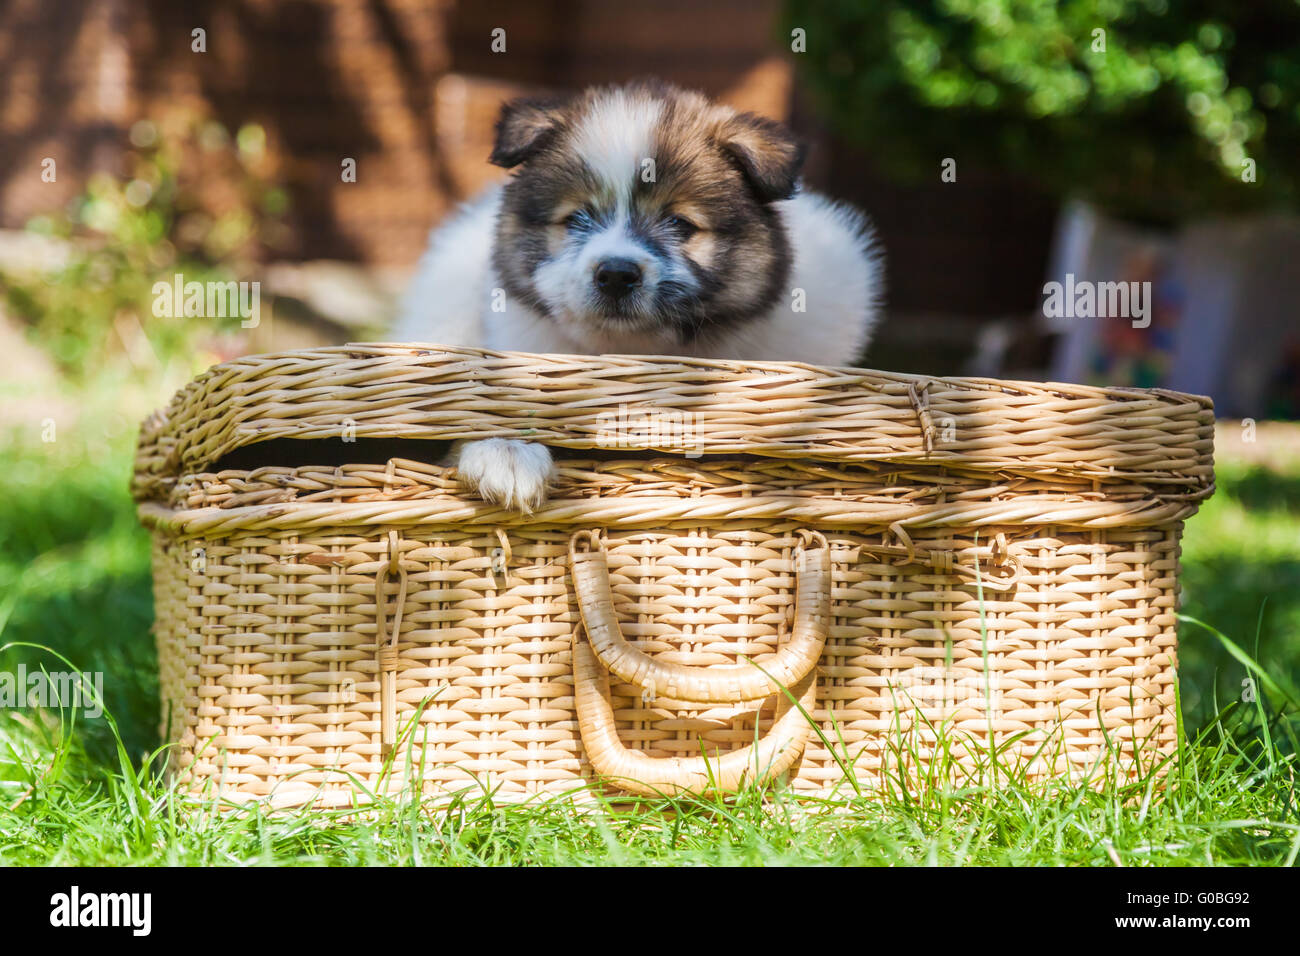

489,83,804,345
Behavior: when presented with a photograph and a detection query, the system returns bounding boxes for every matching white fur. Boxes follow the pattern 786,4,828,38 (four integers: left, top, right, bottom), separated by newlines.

397,189,500,349
452,438,555,512
572,90,662,208
393,173,883,512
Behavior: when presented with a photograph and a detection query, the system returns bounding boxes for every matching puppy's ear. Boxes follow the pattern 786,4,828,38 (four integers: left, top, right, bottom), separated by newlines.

716,113,806,202
490,96,568,168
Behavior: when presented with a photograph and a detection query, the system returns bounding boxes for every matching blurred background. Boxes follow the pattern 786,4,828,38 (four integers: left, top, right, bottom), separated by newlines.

4,0,1300,412
0,1,1298,756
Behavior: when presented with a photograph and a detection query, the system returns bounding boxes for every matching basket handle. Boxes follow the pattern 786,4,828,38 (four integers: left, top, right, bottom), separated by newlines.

572,637,816,796
567,530,831,705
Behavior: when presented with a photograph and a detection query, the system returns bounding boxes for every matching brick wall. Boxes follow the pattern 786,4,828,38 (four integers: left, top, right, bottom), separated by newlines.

0,0,789,266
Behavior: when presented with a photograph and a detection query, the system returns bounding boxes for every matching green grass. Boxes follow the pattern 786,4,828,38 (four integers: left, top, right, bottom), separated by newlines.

0,417,1296,866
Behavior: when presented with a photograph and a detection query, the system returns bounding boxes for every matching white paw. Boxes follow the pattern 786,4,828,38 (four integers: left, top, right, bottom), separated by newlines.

453,439,554,512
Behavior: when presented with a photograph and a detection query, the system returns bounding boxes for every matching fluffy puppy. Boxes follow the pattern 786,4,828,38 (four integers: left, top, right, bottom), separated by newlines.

394,81,883,509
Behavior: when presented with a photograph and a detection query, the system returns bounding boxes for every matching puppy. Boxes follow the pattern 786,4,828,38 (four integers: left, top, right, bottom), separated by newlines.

393,81,883,510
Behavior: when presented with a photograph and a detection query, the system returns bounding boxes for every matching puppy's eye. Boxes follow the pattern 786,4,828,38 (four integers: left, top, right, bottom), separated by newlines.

562,208,591,230
666,215,698,237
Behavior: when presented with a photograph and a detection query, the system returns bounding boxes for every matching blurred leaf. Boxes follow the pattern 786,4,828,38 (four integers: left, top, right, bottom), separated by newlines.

784,0,1300,221
1,108,290,378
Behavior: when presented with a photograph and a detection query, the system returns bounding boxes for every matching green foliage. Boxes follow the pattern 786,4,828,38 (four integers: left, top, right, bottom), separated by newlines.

784,0,1300,221
2,112,289,378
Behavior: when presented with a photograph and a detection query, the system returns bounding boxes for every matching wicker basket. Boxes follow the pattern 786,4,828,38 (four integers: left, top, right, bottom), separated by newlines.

132,344,1215,806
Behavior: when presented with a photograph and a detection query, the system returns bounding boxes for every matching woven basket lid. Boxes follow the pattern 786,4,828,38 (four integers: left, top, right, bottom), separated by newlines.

131,343,1215,503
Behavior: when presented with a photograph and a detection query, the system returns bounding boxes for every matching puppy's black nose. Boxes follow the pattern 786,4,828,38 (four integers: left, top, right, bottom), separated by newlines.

594,258,642,299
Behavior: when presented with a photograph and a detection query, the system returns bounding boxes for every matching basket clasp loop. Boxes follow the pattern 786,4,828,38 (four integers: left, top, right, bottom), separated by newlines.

375,529,409,758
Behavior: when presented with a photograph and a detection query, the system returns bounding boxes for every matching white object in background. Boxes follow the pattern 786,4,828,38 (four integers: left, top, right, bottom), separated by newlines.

1045,201,1300,417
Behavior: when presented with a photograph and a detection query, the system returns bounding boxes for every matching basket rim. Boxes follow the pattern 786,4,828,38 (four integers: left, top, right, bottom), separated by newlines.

132,343,1215,502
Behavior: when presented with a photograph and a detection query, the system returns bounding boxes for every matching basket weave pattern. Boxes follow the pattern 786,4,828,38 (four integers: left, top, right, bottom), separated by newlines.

135,346,1213,805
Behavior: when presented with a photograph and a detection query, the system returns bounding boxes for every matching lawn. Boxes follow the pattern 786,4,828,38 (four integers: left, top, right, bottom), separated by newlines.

1,400,1297,866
